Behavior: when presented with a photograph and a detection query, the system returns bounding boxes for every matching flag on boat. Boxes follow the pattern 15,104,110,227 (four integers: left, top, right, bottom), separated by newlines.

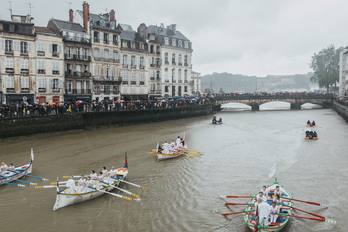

31,148,34,161
125,152,128,168
268,164,276,178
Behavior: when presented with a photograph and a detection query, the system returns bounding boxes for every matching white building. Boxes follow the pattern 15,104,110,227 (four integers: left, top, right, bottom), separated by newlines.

191,71,202,96
339,47,348,96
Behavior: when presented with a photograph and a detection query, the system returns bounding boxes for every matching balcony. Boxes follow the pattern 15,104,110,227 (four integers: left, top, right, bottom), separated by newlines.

172,80,176,83
38,88,46,92
156,64,161,67
149,90,161,94
122,81,128,85
113,41,118,46
69,89,91,94
21,88,29,92
150,64,155,67
140,81,145,85
37,51,45,56
104,58,109,62
156,51,160,55
63,35,90,44
178,80,182,83
5,50,13,55
20,52,28,56
94,57,100,61
65,71,73,77
6,88,15,92
178,63,182,66
165,80,169,83
140,65,145,69
6,68,14,73
52,88,60,92
21,69,29,74
74,54,83,61
131,65,136,69
73,71,91,78
53,70,60,75
52,52,59,57
113,59,119,63
83,56,91,61
122,64,128,68
65,54,73,60
184,63,188,66
131,81,136,85
38,69,46,74
184,80,188,83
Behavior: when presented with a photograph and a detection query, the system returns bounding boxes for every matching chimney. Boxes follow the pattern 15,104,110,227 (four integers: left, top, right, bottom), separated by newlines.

82,1,89,31
69,9,74,22
110,9,115,22
170,24,176,34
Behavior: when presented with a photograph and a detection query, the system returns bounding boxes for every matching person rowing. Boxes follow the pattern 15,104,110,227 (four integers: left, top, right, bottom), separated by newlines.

170,140,175,148
1,162,8,172
273,194,282,211
218,117,222,123
307,120,311,126
77,175,86,192
256,191,267,202
270,202,279,223
90,170,98,185
109,166,116,178
274,186,282,197
84,176,93,192
212,116,217,124
312,121,316,126
176,136,181,146
102,167,108,175
260,186,268,198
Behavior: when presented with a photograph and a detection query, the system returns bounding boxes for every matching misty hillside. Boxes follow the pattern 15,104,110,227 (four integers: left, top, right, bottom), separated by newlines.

201,72,312,93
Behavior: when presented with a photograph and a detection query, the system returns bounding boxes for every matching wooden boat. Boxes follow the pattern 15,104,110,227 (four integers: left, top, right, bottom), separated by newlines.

243,178,292,232
0,150,34,186
53,159,129,211
156,147,186,161
305,136,318,140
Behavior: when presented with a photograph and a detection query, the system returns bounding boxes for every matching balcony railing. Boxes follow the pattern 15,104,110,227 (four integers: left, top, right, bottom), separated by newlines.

21,69,29,74
140,81,144,85
38,88,46,92
20,52,28,56
6,88,15,92
131,65,136,69
52,70,60,75
122,81,128,85
5,50,13,55
52,52,59,57
178,63,182,66
178,80,182,83
150,64,155,67
184,63,188,66
6,68,14,73
65,54,73,60
65,89,92,94
184,80,188,83
131,81,136,85
21,88,29,92
122,64,128,68
113,59,119,63
37,51,45,56
38,69,46,74
140,65,145,69
165,80,169,83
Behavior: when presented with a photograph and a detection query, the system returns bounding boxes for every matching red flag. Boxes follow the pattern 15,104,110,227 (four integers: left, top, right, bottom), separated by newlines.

125,152,128,168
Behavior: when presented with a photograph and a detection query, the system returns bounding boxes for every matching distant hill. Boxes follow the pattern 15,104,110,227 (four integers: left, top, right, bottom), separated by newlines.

201,72,312,93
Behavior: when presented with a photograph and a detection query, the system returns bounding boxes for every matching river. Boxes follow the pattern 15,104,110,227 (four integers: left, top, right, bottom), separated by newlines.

0,107,347,232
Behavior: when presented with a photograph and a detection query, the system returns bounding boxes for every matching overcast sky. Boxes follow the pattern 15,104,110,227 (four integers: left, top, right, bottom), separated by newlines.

1,0,347,76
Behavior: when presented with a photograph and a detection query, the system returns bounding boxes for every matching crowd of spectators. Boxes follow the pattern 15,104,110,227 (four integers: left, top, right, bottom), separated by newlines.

336,96,348,107
0,96,215,119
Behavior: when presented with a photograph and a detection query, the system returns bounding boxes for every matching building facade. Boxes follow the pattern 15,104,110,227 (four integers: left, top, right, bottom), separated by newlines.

34,27,65,104
191,71,202,96
48,18,92,103
0,17,36,105
339,47,348,96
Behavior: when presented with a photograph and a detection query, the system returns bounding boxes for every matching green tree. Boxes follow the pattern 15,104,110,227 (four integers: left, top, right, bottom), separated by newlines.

309,45,343,92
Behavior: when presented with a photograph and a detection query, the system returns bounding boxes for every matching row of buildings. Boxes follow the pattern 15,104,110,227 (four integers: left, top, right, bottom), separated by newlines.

0,1,201,105
339,47,348,96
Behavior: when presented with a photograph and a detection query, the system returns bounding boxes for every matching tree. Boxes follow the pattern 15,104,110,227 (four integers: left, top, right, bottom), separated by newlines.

309,45,344,92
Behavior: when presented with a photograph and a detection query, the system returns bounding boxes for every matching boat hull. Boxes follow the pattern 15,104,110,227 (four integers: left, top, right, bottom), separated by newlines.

156,148,186,161
53,168,128,211
0,161,33,185
243,180,292,232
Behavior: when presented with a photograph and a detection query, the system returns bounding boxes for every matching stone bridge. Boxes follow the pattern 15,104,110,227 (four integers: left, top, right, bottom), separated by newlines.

215,94,334,110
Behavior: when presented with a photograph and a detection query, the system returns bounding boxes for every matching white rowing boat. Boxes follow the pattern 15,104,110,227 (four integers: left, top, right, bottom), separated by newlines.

0,149,34,186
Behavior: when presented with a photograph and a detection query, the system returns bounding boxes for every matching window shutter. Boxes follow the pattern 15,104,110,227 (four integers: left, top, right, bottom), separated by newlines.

50,79,53,89
109,34,113,42
0,39,4,50
128,55,131,65
14,40,20,50
143,57,146,67
100,32,103,41
58,45,62,53
59,79,63,89
28,42,31,52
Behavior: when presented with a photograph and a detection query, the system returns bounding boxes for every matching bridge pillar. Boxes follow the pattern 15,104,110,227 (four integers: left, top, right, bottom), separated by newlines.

250,102,259,111
290,102,301,110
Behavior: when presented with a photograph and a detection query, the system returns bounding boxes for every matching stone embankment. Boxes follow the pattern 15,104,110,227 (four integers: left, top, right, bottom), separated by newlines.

0,104,221,139
333,101,348,123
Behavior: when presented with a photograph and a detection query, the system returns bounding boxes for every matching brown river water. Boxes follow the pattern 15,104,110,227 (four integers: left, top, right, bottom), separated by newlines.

0,108,347,232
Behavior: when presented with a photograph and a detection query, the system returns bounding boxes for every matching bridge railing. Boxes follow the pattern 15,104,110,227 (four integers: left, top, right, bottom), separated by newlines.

215,94,335,101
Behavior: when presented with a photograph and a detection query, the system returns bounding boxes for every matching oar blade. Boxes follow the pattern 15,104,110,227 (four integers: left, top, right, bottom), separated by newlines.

325,219,336,224
222,211,245,216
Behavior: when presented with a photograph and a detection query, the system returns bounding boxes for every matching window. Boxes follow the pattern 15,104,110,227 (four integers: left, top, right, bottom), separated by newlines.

94,65,100,80
131,72,136,84
178,54,182,65
165,53,169,64
38,78,46,90
165,86,169,92
84,81,89,92
104,33,109,44
184,70,188,82
140,57,144,68
140,43,144,49
178,69,182,82
5,40,13,53
113,51,118,62
140,73,144,85
184,86,188,92
6,76,14,89
172,54,176,65
21,76,29,90
94,48,99,60
131,56,136,68
104,49,109,61
51,44,58,56
94,31,99,42
37,60,45,74
178,40,182,48
131,43,135,49
122,41,127,48
113,67,118,80
83,48,88,60
122,55,127,67
76,65,81,76
67,81,73,93
37,42,45,55
172,69,175,82
66,64,72,75
172,39,176,46
113,35,118,45
164,68,168,82
184,41,189,48
164,37,169,45
6,58,14,73
66,46,72,58
104,85,110,94
184,55,188,66
20,42,28,55
21,59,29,73
76,47,82,59
51,79,59,91
13,40,20,51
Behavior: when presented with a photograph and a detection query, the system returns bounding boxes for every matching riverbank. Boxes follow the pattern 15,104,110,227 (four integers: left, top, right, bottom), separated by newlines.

332,100,348,123
0,104,221,139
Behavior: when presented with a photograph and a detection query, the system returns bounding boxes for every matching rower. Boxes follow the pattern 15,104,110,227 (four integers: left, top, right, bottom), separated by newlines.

170,140,175,148
313,131,318,137
270,202,278,223
176,136,181,146
84,176,93,193
218,117,222,123
0,162,8,171
273,195,282,211
260,186,268,198
66,176,76,194
77,175,86,192
90,170,98,185
109,166,116,178
256,191,267,202
212,116,217,124
274,186,282,197
162,141,170,154
312,121,316,126
102,167,108,175
8,163,15,170
307,120,310,125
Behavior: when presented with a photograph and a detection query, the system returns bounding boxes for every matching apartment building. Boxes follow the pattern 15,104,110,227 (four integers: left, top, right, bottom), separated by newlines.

0,16,36,105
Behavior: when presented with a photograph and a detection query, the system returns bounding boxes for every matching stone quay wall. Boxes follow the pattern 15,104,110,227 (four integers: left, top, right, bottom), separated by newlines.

333,101,348,123
0,104,220,139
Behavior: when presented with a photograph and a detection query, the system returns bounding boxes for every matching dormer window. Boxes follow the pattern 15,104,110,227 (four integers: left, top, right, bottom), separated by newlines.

131,43,135,49
140,43,144,50
178,40,182,48
164,37,169,45
184,41,189,49
172,39,176,46
122,41,127,48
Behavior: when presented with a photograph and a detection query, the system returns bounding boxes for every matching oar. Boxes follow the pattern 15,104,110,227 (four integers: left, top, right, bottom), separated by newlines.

101,181,140,198
0,175,37,185
0,181,26,187
35,185,57,189
62,175,83,179
282,196,328,207
87,187,132,201
7,170,49,181
281,203,325,219
225,202,253,206
226,195,253,198
118,179,149,190
222,209,255,216
179,152,196,158
278,213,336,224
50,180,78,185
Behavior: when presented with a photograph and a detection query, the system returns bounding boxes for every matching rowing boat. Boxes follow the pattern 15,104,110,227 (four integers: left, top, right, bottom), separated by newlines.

0,149,34,186
243,178,292,232
53,157,129,211
156,147,187,161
